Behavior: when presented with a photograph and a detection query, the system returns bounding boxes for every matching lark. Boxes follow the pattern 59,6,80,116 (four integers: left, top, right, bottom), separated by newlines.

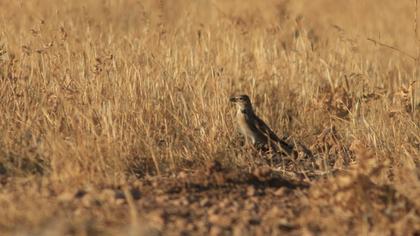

229,94,294,155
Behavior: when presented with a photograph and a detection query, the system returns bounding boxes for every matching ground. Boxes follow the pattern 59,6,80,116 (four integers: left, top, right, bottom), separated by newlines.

0,0,420,235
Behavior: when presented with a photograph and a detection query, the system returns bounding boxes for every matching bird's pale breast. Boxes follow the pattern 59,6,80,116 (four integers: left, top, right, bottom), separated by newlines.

237,111,257,144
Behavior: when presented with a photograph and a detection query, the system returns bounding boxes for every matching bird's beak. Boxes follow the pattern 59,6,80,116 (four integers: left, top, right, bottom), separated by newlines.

229,96,237,102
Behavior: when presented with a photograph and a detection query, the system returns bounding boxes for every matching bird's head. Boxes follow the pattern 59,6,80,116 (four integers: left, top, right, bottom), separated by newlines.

229,94,253,111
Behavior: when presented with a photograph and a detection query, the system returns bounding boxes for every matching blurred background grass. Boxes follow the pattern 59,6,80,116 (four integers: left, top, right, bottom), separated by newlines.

0,0,419,235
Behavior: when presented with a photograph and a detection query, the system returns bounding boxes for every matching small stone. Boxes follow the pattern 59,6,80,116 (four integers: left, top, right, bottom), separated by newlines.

274,188,286,196
81,194,98,207
98,189,115,202
246,186,256,197
253,166,271,181
57,192,74,202
208,214,232,228
209,226,223,236
200,198,210,207
115,198,126,205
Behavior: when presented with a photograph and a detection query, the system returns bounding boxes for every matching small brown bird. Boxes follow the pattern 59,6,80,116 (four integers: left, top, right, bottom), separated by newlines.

229,94,294,155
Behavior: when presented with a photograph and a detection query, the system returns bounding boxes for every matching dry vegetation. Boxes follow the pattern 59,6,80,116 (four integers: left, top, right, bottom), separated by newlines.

0,0,420,235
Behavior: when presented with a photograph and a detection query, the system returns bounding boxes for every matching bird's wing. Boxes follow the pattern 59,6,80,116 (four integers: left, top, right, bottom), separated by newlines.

252,114,294,154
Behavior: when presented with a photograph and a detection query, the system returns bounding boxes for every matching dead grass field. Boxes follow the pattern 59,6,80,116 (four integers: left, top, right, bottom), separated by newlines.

0,0,420,235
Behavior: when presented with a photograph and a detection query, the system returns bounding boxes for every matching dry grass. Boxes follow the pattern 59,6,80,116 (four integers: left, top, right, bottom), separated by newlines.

0,0,419,235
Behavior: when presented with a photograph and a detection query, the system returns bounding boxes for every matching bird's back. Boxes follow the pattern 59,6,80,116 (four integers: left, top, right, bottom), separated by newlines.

252,114,294,155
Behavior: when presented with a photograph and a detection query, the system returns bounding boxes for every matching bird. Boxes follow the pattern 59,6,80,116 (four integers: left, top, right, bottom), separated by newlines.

229,94,294,156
